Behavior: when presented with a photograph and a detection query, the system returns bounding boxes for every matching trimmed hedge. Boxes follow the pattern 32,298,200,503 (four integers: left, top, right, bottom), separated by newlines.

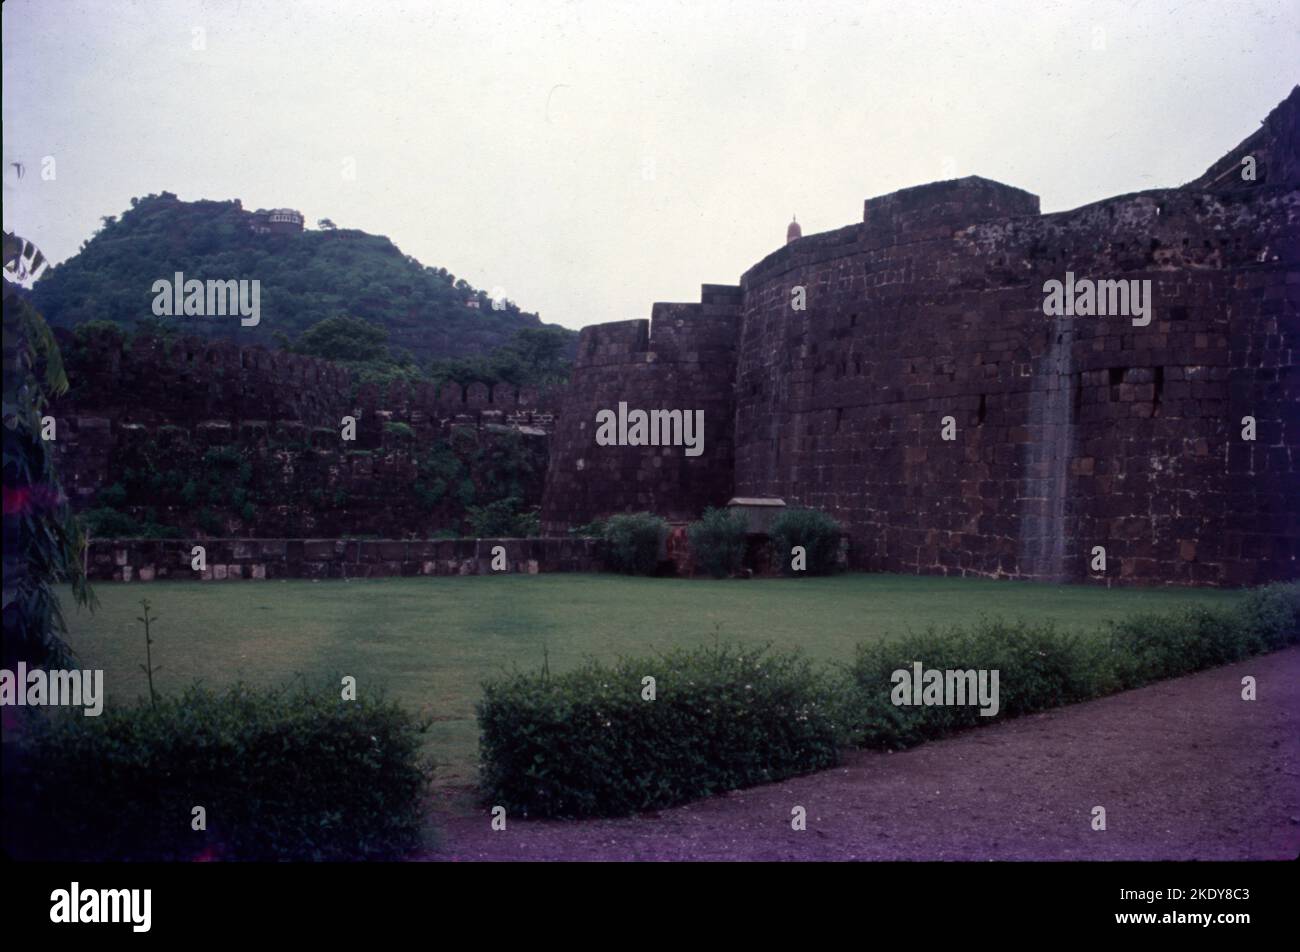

476,583,1299,819
840,581,1300,750
7,681,433,861
602,512,668,575
1100,582,1300,691
840,619,1104,749
770,508,842,575
477,644,839,818
686,506,749,578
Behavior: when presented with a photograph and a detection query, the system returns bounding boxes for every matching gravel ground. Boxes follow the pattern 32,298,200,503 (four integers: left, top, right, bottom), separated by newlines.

426,647,1300,861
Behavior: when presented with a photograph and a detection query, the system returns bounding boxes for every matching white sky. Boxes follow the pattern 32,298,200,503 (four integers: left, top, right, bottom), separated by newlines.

3,0,1297,330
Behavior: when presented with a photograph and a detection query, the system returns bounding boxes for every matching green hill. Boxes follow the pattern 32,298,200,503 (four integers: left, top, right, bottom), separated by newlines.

32,192,569,363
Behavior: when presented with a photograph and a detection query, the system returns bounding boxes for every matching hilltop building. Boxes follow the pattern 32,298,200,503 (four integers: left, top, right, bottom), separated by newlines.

249,208,305,235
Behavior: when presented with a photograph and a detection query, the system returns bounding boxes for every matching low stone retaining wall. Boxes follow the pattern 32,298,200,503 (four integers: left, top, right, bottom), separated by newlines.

87,537,603,581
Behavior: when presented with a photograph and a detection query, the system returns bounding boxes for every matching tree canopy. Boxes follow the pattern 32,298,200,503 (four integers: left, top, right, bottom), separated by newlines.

32,193,575,365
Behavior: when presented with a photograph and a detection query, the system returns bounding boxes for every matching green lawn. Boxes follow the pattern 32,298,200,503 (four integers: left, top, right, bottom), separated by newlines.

58,574,1241,788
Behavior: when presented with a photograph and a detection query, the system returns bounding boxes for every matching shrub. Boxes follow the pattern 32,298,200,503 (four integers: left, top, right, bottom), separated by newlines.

839,618,1102,749
770,508,842,575
602,512,668,575
80,507,181,539
73,318,128,347
81,506,142,537
839,583,1300,750
687,507,749,578
196,508,224,535
1100,584,1300,691
478,644,839,818
202,445,242,469
1235,581,1300,652
383,420,415,440
472,584,1299,819
95,482,128,509
466,496,539,537
1100,608,1235,690
8,681,432,861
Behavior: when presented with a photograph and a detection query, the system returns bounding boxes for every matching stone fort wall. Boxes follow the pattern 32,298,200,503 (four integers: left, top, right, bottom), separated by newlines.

51,333,559,538
540,88,1300,586
541,285,742,527
54,330,557,431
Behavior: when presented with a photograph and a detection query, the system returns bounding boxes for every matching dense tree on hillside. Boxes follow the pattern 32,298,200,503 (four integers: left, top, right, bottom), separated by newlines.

296,314,390,362
428,326,573,389
289,316,569,391
287,314,421,390
31,193,576,364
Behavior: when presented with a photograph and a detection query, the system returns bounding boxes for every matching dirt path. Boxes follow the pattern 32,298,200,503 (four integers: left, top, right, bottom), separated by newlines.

426,647,1300,861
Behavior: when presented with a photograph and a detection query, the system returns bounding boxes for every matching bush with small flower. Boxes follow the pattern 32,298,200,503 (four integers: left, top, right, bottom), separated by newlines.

477,643,839,818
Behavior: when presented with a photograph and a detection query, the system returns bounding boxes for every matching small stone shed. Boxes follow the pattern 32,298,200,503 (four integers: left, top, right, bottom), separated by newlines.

725,497,787,535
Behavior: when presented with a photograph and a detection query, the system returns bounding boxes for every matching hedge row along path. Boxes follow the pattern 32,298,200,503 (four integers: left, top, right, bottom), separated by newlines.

426,647,1300,861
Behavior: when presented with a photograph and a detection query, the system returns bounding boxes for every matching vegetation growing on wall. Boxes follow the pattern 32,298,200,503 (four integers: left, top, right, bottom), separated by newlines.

79,421,547,539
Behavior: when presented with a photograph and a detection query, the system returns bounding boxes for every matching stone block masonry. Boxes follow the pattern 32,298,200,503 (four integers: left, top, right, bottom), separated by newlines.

540,88,1300,586
541,284,742,528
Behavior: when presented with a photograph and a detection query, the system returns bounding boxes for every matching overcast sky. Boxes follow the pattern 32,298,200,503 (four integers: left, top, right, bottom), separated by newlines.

3,0,1297,330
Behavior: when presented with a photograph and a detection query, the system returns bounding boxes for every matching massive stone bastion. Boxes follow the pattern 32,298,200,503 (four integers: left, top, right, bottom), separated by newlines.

541,88,1300,586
